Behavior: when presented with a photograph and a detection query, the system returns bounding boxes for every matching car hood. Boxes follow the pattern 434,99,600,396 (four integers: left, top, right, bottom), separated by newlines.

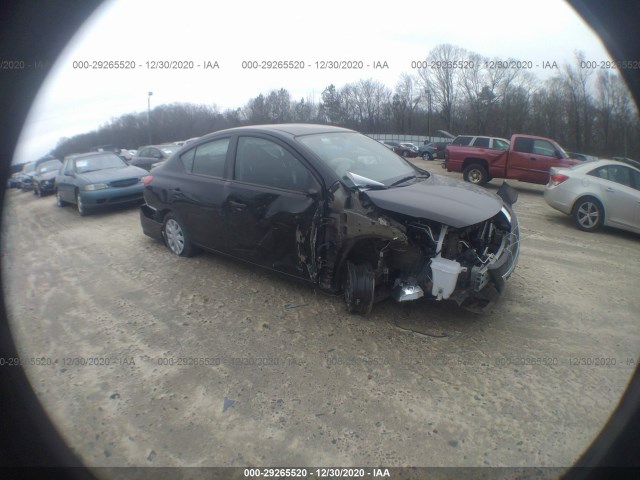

364,174,503,228
78,166,147,183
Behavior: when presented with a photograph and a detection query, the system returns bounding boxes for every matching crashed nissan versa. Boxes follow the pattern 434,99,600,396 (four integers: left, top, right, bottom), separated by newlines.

140,124,520,314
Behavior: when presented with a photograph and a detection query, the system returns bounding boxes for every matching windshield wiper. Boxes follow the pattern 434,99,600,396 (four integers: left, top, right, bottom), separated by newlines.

390,175,417,187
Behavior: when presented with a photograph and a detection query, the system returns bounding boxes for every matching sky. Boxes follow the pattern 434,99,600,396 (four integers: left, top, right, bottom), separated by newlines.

12,0,618,165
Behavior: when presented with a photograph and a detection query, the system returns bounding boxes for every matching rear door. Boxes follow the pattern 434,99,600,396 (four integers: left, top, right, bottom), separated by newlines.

590,165,640,231
169,138,232,251
224,135,322,280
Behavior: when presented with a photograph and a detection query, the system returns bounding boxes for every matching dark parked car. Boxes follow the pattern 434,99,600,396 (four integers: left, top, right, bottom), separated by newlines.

7,172,21,189
418,141,452,160
130,144,182,171
381,141,416,157
33,159,62,196
55,152,148,216
17,161,37,191
140,124,520,314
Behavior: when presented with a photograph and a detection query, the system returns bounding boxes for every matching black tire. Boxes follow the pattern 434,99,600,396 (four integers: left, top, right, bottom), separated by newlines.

463,164,489,185
162,213,195,257
343,261,375,315
422,152,434,161
55,190,67,207
573,197,603,232
76,190,89,216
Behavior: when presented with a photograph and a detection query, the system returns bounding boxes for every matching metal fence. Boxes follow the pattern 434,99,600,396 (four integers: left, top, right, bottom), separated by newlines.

367,134,451,145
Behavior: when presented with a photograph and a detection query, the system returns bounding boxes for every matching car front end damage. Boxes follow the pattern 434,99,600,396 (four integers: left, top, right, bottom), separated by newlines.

318,178,520,313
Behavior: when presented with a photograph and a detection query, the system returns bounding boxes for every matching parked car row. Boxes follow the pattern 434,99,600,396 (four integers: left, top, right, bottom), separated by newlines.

441,132,640,236
418,141,452,160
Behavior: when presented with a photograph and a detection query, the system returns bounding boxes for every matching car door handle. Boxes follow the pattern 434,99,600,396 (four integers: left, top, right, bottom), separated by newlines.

606,187,614,192
529,157,537,161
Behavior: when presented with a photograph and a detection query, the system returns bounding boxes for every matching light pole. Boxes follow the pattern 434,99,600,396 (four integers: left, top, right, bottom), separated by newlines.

426,89,432,143
147,91,153,144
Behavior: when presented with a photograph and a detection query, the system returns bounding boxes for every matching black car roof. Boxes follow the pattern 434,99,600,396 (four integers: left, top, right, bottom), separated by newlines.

200,123,355,139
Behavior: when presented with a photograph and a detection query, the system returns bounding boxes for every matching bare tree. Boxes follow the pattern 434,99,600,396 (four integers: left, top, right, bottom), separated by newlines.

416,44,467,133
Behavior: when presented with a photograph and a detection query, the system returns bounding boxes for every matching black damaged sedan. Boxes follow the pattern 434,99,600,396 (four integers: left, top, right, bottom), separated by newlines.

140,124,520,314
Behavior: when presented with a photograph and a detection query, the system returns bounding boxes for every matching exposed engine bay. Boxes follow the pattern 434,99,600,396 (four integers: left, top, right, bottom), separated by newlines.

324,179,520,314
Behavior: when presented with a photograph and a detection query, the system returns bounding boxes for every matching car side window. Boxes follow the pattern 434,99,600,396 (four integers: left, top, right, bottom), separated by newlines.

590,165,634,187
235,137,311,192
63,160,74,175
589,167,609,180
180,148,196,173
606,165,632,187
630,169,640,191
472,137,490,148
192,138,230,177
532,139,555,157
493,139,509,151
513,137,533,154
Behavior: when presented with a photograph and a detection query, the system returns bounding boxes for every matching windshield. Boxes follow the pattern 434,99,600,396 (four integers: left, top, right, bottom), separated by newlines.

74,153,126,173
37,160,62,174
23,163,36,174
297,132,420,187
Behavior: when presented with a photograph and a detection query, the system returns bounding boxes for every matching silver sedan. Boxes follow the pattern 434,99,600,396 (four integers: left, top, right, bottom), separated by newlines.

544,159,640,234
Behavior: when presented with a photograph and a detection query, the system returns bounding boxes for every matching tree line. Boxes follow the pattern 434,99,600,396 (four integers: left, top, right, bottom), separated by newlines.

52,44,640,160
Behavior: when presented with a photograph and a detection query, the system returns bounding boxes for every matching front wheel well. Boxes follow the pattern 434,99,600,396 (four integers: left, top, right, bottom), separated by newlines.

462,158,489,171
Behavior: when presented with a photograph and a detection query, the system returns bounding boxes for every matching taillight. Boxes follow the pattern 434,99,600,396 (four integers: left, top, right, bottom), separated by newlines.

548,173,569,187
143,175,154,186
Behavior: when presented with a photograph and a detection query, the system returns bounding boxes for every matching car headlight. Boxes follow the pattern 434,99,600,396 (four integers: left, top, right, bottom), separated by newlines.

83,183,109,191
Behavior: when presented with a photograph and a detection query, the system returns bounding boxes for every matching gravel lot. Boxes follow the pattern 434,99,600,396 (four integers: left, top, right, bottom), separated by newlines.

2,159,639,470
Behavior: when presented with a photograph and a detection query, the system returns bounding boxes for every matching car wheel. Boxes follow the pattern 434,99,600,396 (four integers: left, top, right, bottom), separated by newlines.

463,164,489,185
344,261,375,315
573,197,603,232
163,213,195,257
55,190,67,207
76,191,89,216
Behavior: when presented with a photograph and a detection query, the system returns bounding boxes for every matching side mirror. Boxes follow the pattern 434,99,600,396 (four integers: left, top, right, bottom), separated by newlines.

307,187,320,199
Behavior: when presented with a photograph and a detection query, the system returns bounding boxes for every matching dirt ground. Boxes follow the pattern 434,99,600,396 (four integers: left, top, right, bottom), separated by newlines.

2,159,639,471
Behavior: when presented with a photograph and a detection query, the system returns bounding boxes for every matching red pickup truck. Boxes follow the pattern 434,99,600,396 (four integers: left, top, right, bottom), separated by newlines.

444,134,580,185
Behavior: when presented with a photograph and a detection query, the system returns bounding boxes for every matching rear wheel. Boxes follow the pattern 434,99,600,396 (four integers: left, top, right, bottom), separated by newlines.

422,152,434,161
573,197,603,232
163,213,195,257
463,164,489,185
344,261,375,315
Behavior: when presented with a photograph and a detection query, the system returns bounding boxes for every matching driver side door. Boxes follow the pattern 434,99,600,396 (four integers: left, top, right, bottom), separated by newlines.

224,135,322,280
